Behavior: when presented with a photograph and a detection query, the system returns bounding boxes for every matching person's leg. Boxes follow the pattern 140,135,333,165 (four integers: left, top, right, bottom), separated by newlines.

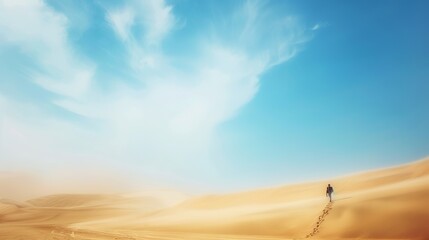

329,193,332,202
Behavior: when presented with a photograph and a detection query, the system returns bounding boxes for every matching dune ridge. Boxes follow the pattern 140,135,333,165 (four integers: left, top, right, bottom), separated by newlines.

0,157,428,239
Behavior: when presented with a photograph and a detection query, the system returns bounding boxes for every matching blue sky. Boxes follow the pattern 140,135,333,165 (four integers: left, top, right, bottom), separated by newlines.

0,0,428,194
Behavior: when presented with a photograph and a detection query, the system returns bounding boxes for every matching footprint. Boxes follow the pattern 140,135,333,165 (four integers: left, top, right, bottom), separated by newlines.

305,202,334,238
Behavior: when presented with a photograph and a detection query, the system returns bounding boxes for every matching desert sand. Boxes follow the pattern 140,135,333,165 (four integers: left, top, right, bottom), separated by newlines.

0,157,428,240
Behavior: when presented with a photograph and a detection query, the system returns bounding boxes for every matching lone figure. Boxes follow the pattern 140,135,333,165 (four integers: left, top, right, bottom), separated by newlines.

326,184,334,202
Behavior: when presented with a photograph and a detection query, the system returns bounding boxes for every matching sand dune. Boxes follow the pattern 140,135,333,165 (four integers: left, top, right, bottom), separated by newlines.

0,157,428,239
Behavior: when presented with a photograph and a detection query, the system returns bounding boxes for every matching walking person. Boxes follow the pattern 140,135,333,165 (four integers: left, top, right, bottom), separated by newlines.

326,184,334,202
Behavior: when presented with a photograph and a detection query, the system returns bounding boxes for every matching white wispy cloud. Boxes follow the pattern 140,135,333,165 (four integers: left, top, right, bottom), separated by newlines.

137,0,176,45
107,6,135,42
106,0,176,73
0,0,311,192
107,0,175,46
312,22,328,31
0,0,94,100
312,24,320,31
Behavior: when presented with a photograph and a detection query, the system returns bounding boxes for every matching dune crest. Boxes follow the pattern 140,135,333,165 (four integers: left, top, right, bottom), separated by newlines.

0,158,428,239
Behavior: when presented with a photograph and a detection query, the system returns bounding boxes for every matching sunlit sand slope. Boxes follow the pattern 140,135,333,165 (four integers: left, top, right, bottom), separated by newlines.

108,158,428,239
0,158,427,239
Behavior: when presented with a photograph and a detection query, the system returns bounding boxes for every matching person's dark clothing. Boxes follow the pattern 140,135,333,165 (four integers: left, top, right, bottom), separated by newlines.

326,185,334,202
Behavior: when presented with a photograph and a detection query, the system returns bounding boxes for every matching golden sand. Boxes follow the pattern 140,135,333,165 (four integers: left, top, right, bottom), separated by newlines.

1,158,428,239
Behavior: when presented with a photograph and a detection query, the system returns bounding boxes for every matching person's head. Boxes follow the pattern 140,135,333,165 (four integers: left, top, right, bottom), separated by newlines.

328,184,331,187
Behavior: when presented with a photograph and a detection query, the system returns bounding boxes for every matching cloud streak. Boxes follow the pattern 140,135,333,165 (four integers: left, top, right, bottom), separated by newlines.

0,0,94,100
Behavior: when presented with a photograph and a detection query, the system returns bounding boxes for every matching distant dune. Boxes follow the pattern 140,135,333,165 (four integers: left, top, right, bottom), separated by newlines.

0,157,428,239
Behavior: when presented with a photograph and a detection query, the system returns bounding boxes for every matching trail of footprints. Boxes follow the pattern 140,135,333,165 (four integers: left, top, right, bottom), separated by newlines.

305,201,333,238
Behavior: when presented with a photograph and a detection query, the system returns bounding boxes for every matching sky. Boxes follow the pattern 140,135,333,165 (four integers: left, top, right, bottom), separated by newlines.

0,0,428,196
